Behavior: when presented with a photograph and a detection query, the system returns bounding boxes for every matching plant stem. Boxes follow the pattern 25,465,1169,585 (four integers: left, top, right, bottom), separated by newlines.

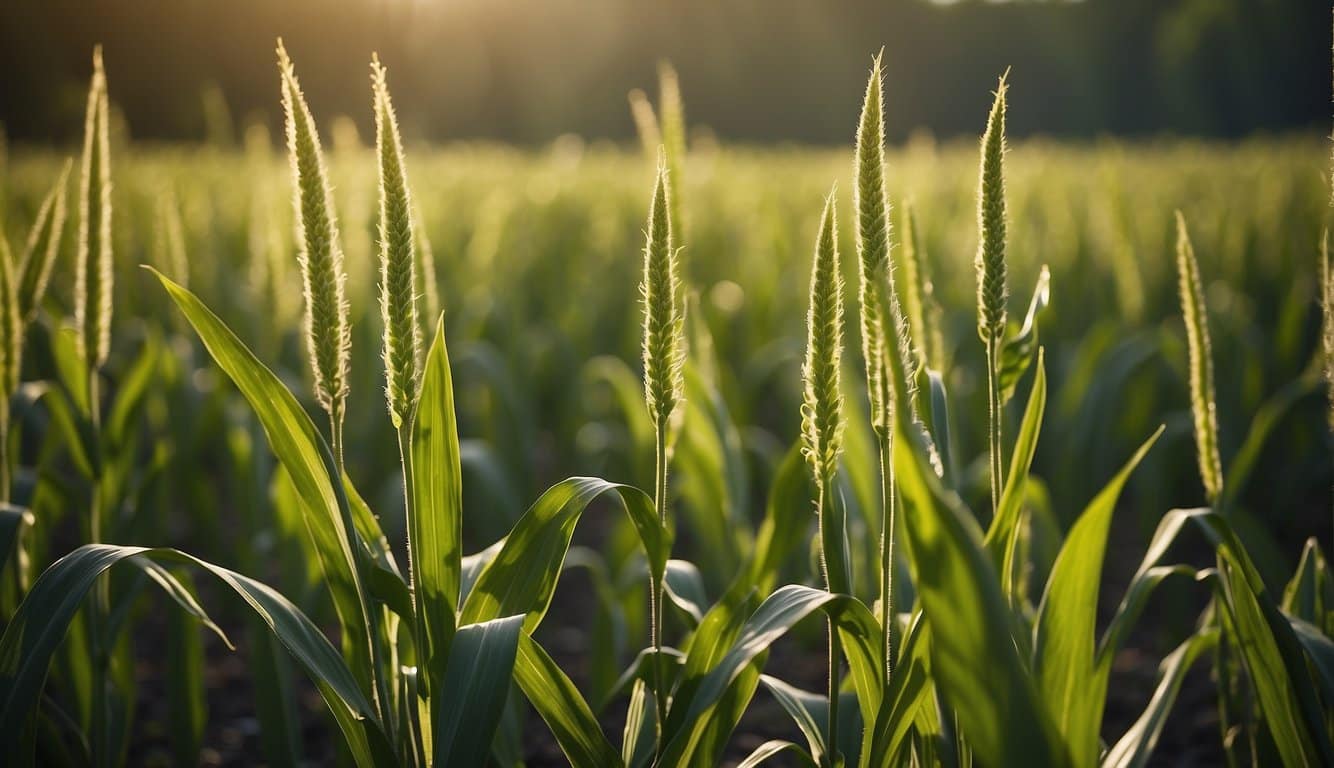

877,430,896,680
331,405,395,740
986,338,1003,517
650,426,669,759
396,426,430,761
87,372,110,767
817,483,842,767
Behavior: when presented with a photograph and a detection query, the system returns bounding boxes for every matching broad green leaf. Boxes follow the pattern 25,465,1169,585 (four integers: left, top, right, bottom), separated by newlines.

0,544,392,767
892,415,1067,767
736,740,820,768
997,265,1050,405
409,315,463,688
1102,629,1218,768
432,614,525,767
460,477,667,632
152,270,378,700
1033,426,1163,766
514,633,622,768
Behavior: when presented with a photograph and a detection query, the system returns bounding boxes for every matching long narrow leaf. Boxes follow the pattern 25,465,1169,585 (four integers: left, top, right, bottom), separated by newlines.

432,615,525,766
409,315,463,683
1033,426,1163,765
892,416,1067,766
0,544,392,767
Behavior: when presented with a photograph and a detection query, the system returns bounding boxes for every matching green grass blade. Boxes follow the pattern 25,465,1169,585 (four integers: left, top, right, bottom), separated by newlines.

514,633,622,767
432,614,525,766
1032,426,1163,766
409,315,463,687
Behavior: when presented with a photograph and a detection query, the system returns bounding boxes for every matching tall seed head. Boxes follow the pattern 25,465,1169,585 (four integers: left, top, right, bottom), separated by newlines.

278,40,350,415
802,191,845,490
854,53,891,430
372,55,422,429
1175,212,1223,503
627,88,662,160
641,154,685,432
657,61,686,249
0,238,20,400
975,73,1009,345
75,46,113,369
18,159,72,325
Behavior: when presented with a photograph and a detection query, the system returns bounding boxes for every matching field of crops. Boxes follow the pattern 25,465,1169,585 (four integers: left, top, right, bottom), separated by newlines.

0,47,1330,768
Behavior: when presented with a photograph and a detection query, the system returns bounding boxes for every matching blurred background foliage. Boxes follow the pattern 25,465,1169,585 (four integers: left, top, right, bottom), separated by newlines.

1,0,1328,146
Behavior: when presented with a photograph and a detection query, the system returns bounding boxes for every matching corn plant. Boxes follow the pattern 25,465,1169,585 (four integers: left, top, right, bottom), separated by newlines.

0,38,1329,768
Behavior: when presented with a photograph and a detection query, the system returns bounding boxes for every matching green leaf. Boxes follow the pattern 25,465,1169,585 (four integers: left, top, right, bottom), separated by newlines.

1175,508,1334,766
460,477,667,632
997,265,1050,405
1032,426,1163,766
892,415,1067,767
409,315,464,687
432,614,525,767
736,739,820,768
513,633,622,768
0,544,392,767
1102,630,1218,768
151,269,378,700
984,348,1047,585
665,559,708,627
861,611,932,768
758,675,829,762
660,584,884,765
1282,537,1334,634
1286,615,1334,700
